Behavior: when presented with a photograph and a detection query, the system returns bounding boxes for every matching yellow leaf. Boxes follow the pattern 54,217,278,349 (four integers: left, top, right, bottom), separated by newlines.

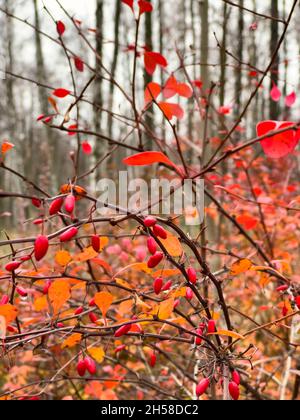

114,262,152,278
230,259,252,276
61,333,82,349
0,304,17,324
0,316,6,340
115,278,132,290
209,330,245,340
88,347,105,363
55,250,72,267
94,291,113,318
157,298,175,320
49,280,71,315
34,296,48,312
259,272,271,288
170,287,187,298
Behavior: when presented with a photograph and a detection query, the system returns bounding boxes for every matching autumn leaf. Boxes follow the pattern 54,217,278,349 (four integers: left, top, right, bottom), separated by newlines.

49,280,71,315
94,292,113,318
88,347,105,363
123,151,177,171
208,330,245,340
144,51,168,75
1,142,15,155
55,250,72,267
73,247,98,263
157,298,175,320
0,304,17,324
230,259,252,276
34,296,48,312
236,215,258,230
159,232,183,257
144,82,161,105
53,88,70,98
158,102,184,120
61,333,82,349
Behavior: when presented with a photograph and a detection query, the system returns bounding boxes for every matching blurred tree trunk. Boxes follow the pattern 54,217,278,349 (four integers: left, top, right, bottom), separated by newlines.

33,0,53,193
234,0,244,124
158,0,166,142
144,0,153,148
94,0,105,176
270,0,280,119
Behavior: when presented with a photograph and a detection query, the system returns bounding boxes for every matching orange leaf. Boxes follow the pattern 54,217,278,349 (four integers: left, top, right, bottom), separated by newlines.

1,142,15,155
55,250,72,267
49,280,71,315
156,298,175,320
48,96,58,113
61,333,82,349
230,259,252,276
94,291,113,318
159,232,183,257
236,215,258,230
34,295,48,312
73,246,98,262
152,269,181,278
0,304,17,324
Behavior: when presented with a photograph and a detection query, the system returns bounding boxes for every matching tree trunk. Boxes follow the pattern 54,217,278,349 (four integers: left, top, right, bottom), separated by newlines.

270,0,280,120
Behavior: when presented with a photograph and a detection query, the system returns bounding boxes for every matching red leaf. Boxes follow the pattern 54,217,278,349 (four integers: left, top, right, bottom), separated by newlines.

158,102,184,120
82,141,93,155
68,124,78,136
121,0,134,10
144,82,161,105
236,215,258,231
218,105,232,115
53,88,70,98
74,56,84,72
123,151,177,170
270,84,281,102
144,52,168,75
138,0,153,15
285,91,297,108
163,75,178,99
57,21,66,36
1,142,15,155
163,75,192,99
192,80,203,89
257,120,300,159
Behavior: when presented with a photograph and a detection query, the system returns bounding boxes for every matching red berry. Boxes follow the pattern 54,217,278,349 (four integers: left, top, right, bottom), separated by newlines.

229,381,240,400
89,312,98,324
84,357,97,375
114,323,132,338
89,298,96,307
56,323,64,328
282,305,288,317
187,267,197,284
195,329,203,346
196,378,210,397
161,280,172,292
149,352,157,368
77,360,86,377
34,235,49,262
16,287,28,298
91,235,101,253
33,218,44,225
147,237,157,255
37,114,45,122
115,345,126,354
57,20,66,36
0,295,9,305
173,299,180,308
207,320,216,334
65,194,75,214
276,285,289,292
75,306,84,316
153,277,163,295
32,198,42,208
147,252,164,269
186,287,193,300
20,255,31,262
59,227,78,242
296,296,300,308
49,197,64,216
5,261,22,272
43,280,51,295
153,224,168,240
232,370,241,386
7,325,17,333
144,216,157,228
